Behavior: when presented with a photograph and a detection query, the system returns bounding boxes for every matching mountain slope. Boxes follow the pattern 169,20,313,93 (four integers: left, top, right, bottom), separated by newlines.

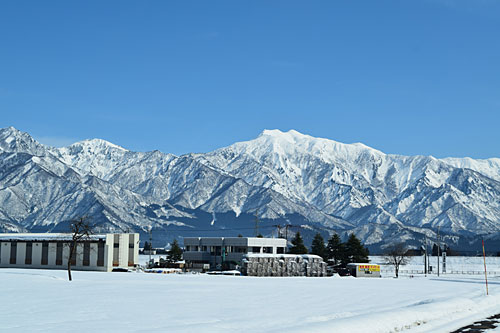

0,127,499,251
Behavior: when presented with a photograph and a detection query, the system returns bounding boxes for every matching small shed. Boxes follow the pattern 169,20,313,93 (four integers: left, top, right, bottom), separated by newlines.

347,263,381,278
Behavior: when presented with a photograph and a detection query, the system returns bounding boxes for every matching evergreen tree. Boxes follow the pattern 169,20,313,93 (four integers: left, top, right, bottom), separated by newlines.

344,233,369,264
432,244,442,256
143,241,151,251
310,233,327,260
167,239,183,263
289,232,308,254
326,233,346,266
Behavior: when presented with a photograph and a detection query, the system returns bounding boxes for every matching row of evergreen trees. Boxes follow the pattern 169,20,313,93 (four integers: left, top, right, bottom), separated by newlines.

289,232,369,267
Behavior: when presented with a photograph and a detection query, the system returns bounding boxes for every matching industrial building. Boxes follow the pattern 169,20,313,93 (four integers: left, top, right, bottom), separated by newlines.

347,263,381,277
183,237,287,270
0,233,139,272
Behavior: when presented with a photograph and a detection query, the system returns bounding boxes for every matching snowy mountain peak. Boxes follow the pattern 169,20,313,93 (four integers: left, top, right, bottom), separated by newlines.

2,126,500,251
236,129,385,165
53,138,130,179
66,138,128,152
0,126,48,155
259,129,309,140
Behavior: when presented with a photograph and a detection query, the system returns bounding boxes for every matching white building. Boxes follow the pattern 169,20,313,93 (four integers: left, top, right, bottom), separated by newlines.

183,237,287,270
0,233,139,272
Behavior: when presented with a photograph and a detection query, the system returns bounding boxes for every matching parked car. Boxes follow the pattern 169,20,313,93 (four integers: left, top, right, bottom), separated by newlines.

333,267,351,277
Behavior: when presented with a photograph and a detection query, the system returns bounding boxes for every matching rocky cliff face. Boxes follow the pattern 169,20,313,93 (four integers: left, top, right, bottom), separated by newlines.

1,126,499,251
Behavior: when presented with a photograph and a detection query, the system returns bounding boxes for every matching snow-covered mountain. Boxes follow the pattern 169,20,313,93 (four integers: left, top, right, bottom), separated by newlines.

1,126,499,252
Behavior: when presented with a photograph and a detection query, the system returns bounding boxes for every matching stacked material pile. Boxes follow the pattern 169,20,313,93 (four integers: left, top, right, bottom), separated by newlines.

242,254,327,277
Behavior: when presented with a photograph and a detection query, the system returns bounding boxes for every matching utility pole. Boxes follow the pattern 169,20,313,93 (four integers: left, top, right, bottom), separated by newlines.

424,234,428,276
273,225,282,238
148,227,153,268
254,210,260,237
437,226,440,277
482,238,489,296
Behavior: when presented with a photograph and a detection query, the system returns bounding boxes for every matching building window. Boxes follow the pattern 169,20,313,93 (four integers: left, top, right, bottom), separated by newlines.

41,242,49,265
97,241,105,267
113,235,119,266
251,247,261,253
70,244,77,266
10,242,17,264
128,234,135,266
129,234,134,248
263,247,273,253
234,246,247,253
25,242,32,265
83,243,90,266
210,246,221,256
56,243,63,265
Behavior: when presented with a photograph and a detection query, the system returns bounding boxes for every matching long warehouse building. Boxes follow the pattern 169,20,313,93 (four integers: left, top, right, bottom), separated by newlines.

0,233,139,272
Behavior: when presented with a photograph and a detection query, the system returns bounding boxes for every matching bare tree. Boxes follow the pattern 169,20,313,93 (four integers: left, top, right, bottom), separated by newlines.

67,217,93,281
384,243,410,278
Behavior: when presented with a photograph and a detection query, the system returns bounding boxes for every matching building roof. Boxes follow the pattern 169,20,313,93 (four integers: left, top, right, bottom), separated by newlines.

0,233,109,242
245,254,323,259
184,237,285,241
183,236,287,246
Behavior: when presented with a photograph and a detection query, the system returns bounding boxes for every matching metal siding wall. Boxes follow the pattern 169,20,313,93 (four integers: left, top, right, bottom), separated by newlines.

62,244,70,265
105,234,114,271
16,242,26,265
90,243,98,267
32,242,42,265
0,239,109,271
119,234,128,267
134,234,139,265
76,243,83,267
48,243,57,266
0,242,9,265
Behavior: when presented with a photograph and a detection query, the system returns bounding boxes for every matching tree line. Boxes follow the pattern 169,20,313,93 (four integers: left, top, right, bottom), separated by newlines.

288,231,369,267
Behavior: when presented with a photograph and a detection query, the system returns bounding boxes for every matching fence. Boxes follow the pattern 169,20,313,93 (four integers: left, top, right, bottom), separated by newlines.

381,269,500,276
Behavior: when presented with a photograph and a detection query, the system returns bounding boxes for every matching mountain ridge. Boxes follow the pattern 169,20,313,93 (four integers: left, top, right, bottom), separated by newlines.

1,126,499,252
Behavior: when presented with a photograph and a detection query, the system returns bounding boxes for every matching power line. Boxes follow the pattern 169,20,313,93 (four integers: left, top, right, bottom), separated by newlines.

163,225,278,233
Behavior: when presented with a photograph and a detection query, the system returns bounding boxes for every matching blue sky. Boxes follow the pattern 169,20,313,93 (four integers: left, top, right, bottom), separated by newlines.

1,1,499,158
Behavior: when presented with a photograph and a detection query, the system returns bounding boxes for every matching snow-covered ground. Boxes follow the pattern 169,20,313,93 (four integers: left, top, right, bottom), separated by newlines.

1,260,500,332
371,255,500,275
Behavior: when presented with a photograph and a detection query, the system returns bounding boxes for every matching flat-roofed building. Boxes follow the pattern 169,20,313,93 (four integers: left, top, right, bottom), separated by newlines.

183,237,287,270
0,233,139,272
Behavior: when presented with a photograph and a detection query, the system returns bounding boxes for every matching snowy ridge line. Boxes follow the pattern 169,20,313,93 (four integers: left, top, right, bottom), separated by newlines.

2,126,500,250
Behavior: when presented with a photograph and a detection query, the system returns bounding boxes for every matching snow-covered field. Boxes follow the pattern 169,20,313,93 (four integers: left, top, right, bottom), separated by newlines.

1,259,500,333
371,255,500,275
